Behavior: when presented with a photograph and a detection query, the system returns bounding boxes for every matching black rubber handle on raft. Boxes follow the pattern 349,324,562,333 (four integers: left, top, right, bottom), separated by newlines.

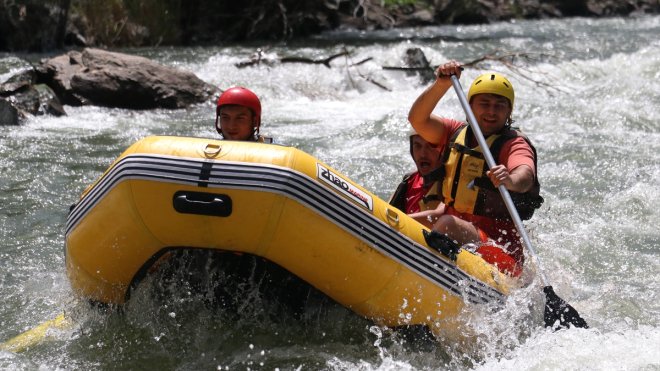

173,191,232,217
423,230,460,261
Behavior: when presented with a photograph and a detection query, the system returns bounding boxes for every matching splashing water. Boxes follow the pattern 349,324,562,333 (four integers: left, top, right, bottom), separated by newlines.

1,15,659,370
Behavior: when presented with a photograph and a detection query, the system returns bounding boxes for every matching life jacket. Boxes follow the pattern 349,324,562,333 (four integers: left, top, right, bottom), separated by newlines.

389,168,442,214
440,125,543,221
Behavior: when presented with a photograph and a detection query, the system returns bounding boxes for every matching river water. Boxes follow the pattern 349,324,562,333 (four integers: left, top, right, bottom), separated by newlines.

1,16,659,370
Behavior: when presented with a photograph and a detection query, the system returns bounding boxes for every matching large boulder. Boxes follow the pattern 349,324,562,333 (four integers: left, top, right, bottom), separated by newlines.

0,68,65,125
34,51,86,106
0,68,36,94
0,98,19,126
36,48,216,109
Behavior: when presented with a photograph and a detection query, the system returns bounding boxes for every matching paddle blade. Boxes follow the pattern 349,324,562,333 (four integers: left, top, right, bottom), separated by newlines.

543,286,588,330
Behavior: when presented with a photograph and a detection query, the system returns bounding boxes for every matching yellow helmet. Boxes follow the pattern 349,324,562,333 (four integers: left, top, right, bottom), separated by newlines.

467,73,515,108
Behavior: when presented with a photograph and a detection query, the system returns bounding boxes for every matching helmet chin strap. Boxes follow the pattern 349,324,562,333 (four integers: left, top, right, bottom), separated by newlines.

215,115,222,135
252,119,260,140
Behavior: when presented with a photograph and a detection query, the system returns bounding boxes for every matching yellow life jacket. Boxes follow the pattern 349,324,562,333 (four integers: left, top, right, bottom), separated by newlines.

442,126,499,214
441,125,543,220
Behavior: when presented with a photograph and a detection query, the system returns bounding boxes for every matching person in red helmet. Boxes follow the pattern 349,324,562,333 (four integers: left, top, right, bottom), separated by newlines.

215,87,272,142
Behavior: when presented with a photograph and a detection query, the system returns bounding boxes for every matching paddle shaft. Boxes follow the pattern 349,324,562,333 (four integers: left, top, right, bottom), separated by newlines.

450,75,549,285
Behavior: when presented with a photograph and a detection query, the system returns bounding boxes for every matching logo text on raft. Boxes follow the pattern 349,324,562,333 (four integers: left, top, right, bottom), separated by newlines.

317,163,374,211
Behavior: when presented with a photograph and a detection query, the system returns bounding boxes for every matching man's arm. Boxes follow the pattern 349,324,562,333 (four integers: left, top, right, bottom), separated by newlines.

408,203,446,229
488,137,536,193
408,61,463,145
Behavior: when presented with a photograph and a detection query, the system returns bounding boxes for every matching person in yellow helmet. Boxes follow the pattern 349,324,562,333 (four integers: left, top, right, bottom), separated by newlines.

389,130,446,228
408,61,543,277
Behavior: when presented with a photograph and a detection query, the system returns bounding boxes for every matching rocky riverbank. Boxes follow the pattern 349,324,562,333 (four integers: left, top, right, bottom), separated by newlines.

1,0,658,52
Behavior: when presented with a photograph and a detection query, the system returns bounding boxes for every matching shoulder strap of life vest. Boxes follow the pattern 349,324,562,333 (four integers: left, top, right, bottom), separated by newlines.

437,124,467,166
446,124,485,158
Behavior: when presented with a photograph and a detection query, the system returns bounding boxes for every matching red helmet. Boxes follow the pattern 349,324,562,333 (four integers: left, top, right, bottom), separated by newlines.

215,87,261,127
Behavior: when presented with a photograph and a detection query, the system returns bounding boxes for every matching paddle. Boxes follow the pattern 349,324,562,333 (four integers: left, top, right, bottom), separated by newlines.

0,312,70,352
449,74,588,330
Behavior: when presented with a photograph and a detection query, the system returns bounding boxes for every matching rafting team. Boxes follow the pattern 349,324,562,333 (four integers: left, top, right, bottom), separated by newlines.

215,61,544,278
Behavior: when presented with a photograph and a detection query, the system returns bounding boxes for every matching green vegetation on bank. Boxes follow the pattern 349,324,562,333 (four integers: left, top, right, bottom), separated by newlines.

71,0,182,46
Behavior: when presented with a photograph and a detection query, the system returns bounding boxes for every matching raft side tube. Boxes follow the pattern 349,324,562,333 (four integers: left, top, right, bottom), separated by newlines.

65,136,513,329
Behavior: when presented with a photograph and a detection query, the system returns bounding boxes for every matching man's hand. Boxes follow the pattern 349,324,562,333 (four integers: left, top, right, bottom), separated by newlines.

435,61,463,80
487,164,534,193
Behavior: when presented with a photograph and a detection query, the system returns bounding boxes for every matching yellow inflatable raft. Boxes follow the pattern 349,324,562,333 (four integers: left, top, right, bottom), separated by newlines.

65,136,515,333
